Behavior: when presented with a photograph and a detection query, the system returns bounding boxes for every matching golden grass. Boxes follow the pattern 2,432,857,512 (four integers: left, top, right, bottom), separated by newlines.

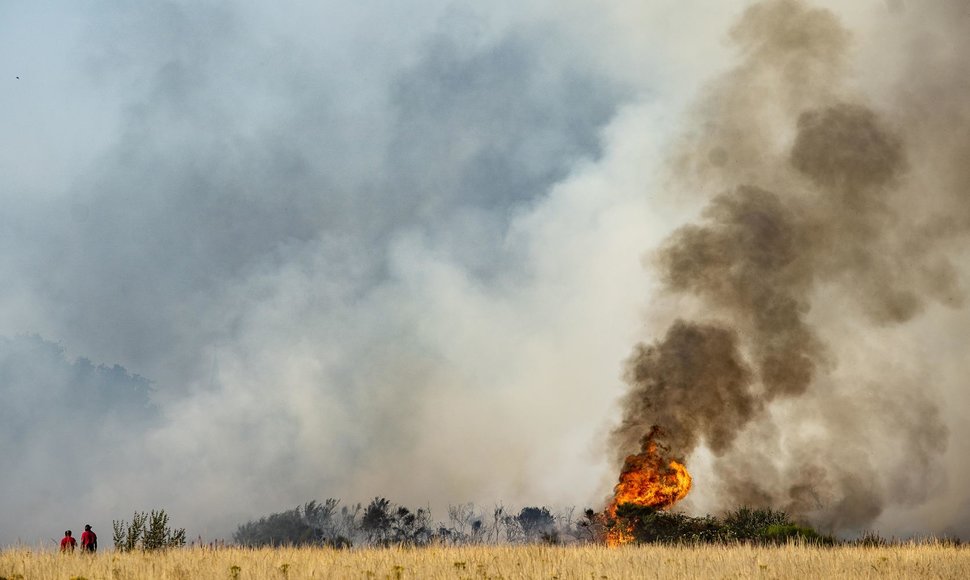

2,543,968,580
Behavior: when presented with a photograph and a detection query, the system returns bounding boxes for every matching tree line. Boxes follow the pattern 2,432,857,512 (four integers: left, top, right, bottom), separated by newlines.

233,499,586,548
127,501,941,548
232,498,847,548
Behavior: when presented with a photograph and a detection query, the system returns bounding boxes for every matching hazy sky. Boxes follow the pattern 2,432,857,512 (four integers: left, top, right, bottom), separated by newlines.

2,0,969,546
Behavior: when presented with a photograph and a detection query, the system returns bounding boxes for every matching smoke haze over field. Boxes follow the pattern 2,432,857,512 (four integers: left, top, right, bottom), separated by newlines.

2,0,969,545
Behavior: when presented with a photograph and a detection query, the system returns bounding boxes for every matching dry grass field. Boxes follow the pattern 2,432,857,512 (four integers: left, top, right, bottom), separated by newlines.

2,543,969,580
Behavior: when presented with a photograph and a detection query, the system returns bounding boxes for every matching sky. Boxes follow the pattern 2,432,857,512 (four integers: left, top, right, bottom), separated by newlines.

2,0,969,546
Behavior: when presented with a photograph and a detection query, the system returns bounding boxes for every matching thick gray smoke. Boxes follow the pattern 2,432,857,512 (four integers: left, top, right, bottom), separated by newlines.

1,0,693,546
614,0,965,532
3,0,970,547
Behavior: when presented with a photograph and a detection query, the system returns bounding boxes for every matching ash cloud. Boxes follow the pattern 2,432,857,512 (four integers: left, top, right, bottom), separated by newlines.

616,0,965,532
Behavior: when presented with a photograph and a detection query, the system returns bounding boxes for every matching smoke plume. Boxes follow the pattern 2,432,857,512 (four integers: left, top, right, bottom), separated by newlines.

614,0,964,531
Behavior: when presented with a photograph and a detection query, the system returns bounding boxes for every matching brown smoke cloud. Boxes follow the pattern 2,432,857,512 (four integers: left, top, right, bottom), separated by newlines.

614,0,966,531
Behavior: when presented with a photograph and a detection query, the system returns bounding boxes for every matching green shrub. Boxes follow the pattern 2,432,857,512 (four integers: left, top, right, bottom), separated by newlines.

609,504,833,546
113,509,186,551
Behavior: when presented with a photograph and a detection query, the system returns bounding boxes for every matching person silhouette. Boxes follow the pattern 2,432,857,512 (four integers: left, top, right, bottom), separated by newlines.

60,530,77,552
81,524,98,552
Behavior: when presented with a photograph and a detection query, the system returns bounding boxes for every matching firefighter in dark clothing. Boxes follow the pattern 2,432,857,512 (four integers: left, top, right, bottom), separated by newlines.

81,524,97,552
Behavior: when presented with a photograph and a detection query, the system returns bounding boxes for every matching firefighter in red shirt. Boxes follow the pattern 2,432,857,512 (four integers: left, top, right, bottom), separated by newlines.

81,524,98,552
60,530,77,552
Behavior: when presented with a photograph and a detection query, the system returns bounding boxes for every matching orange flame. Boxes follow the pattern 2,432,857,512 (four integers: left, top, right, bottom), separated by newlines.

606,432,692,546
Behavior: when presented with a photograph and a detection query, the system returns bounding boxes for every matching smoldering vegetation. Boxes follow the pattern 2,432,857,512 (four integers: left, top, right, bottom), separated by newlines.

231,498,821,547
233,498,944,547
233,499,585,547
614,0,966,532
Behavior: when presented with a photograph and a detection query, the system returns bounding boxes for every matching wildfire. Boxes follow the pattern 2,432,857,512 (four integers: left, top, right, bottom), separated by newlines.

606,429,692,546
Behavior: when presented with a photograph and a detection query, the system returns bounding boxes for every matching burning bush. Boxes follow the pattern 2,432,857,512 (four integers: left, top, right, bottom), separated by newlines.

609,505,724,544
